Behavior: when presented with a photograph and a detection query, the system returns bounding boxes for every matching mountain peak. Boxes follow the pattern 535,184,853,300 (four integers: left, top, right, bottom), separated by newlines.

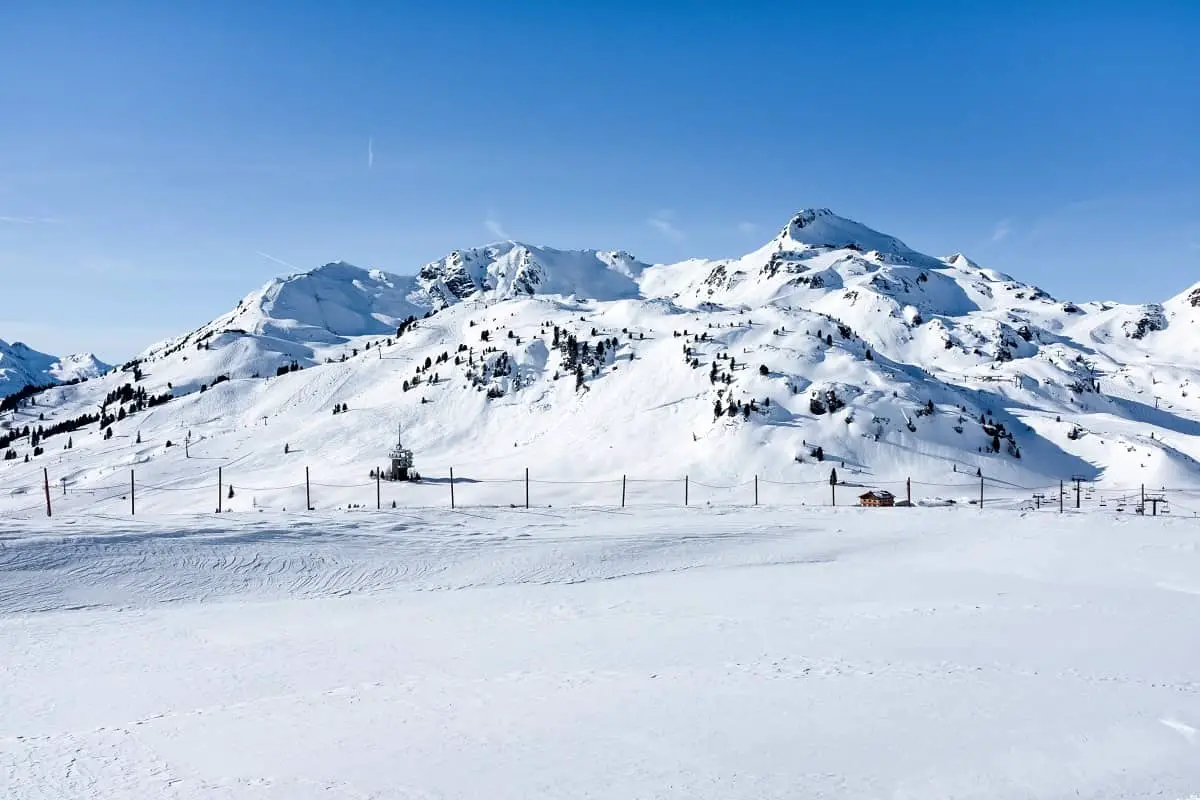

772,208,941,269
944,252,980,270
414,241,648,307
0,340,108,397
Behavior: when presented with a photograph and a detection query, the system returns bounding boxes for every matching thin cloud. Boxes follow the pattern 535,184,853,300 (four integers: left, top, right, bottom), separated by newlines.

990,218,1013,243
0,215,58,224
484,214,510,240
648,209,685,242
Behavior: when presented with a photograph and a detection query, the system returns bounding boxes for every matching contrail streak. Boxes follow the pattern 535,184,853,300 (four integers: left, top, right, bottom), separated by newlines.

255,251,299,271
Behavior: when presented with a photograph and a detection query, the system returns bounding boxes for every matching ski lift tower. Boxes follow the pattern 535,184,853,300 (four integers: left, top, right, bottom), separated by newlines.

388,424,415,481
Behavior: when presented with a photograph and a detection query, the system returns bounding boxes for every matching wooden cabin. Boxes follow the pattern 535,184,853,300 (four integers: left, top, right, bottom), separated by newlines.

859,490,895,508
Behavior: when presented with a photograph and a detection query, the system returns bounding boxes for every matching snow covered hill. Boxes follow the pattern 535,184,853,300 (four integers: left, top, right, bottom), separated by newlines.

3,209,1200,516
0,339,108,398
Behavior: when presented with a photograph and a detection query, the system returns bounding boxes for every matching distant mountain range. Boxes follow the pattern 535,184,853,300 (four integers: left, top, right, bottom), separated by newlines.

0,340,108,398
3,208,1199,515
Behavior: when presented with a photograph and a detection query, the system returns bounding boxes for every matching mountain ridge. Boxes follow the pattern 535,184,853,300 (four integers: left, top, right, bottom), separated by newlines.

3,208,1198,513
0,340,109,399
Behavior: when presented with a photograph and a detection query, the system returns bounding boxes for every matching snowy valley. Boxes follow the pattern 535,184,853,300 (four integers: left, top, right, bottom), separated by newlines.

2,208,1200,517
6,210,1200,800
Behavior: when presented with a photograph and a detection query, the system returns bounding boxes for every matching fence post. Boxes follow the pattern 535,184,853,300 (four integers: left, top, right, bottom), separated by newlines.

305,466,311,511
43,467,51,518
525,467,529,509
754,474,759,506
450,466,456,509
131,469,135,516
218,466,223,513
685,475,689,506
621,474,626,508
376,467,381,510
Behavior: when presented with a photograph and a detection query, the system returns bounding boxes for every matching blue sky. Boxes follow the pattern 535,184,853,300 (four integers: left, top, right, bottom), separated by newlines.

1,1,1197,361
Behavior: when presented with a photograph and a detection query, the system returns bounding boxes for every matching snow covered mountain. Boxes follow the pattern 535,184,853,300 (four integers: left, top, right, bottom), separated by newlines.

0,340,108,398
413,242,647,307
3,209,1199,516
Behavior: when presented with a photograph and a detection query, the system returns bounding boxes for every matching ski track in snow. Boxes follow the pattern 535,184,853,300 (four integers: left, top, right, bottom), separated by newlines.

3,507,1200,798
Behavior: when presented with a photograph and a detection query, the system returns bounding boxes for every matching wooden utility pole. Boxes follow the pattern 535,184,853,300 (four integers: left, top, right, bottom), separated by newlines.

450,467,456,509
754,474,759,506
376,467,381,510
130,469,135,516
906,477,911,505
621,474,626,508
979,474,984,508
305,466,311,511
1141,483,1145,510
218,466,223,513
685,475,689,506
1059,480,1064,513
43,467,51,518
1073,476,1083,509
525,467,530,509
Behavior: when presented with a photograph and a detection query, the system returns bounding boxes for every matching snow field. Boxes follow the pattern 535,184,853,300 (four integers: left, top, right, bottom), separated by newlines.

3,507,1200,798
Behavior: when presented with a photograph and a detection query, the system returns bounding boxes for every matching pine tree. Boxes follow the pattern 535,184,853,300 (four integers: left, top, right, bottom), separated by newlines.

228,485,235,499
865,349,873,361
826,334,833,346
714,399,723,417
759,364,768,376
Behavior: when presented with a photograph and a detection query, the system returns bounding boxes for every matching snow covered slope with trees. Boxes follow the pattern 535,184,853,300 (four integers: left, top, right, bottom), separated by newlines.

3,208,1199,515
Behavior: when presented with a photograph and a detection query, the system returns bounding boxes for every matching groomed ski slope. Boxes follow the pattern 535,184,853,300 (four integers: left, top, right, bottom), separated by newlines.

3,507,1200,798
